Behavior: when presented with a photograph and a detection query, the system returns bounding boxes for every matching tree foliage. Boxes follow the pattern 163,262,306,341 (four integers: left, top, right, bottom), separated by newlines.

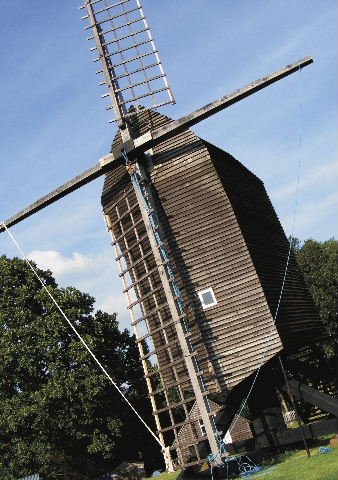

293,238,338,359
0,255,158,479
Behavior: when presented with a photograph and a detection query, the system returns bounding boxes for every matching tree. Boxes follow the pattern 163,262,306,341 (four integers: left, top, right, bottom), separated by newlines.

0,255,159,479
294,238,338,359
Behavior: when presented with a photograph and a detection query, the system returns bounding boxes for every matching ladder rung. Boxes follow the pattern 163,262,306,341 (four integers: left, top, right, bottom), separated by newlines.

88,16,145,40
93,38,153,62
115,231,149,260
153,395,196,415
115,73,165,93
112,216,144,248
118,86,169,106
141,338,181,360
123,262,167,293
168,437,209,455
137,315,186,344
131,301,168,326
109,199,139,228
114,230,149,257
145,352,189,379
82,0,105,8
80,0,104,8
102,27,150,48
84,6,140,30
149,375,191,396
158,405,215,433
105,184,134,213
96,60,159,78
137,321,177,344
109,50,157,70
118,250,154,278
127,285,163,310
93,0,131,16
109,61,160,80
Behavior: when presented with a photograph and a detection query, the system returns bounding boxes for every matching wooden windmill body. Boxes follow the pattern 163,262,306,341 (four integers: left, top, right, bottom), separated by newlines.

2,0,335,473
101,107,324,467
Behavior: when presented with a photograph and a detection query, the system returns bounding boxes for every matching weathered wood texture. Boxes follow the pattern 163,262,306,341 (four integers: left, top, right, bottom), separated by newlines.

208,142,326,350
171,400,221,466
226,417,338,454
282,379,338,417
101,109,325,467
136,113,283,392
169,401,253,465
227,415,253,444
102,111,215,466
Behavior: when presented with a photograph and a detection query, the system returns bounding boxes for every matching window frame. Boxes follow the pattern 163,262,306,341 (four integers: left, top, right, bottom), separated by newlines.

198,287,217,309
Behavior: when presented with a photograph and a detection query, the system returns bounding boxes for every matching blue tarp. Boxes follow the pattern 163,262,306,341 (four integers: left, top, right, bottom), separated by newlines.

19,475,39,480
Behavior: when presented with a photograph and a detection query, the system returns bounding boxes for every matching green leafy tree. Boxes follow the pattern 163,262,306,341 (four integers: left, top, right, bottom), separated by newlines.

0,255,158,479
294,238,338,359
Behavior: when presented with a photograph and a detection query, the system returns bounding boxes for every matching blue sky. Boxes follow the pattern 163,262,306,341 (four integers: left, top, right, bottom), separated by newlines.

0,1,337,331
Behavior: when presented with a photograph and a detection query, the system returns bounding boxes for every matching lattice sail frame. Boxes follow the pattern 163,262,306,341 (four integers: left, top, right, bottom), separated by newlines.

81,0,175,123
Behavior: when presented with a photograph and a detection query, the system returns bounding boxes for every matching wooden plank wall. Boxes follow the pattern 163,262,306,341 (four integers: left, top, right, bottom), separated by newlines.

207,142,326,350
102,110,211,466
102,109,284,393
101,108,326,467
144,112,283,393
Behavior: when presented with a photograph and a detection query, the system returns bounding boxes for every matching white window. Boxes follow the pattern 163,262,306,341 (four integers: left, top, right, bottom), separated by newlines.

198,419,207,436
198,287,217,309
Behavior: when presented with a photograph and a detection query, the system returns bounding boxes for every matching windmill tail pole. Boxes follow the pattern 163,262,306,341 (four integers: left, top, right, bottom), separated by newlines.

0,56,313,234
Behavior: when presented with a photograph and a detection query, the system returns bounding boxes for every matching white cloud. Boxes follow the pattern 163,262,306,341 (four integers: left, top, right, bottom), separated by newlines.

27,248,131,331
281,191,338,239
272,160,338,201
28,250,95,277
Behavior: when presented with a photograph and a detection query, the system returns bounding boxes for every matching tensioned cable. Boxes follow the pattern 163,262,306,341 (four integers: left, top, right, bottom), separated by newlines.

227,66,303,436
1,221,165,450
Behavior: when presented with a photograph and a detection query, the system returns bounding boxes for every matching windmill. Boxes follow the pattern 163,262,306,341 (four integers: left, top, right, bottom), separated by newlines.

1,0,337,474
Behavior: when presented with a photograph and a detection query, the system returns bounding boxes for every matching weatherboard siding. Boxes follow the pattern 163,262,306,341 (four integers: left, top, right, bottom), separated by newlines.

101,109,324,467
147,126,283,392
207,142,325,350
102,110,283,393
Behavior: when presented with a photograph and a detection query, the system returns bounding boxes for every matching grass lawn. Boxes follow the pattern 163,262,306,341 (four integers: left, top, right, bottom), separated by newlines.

146,472,181,480
147,446,338,479
250,446,338,480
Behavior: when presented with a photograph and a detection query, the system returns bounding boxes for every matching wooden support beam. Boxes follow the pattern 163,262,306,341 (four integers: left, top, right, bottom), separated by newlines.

0,163,107,232
282,379,338,417
0,57,313,233
229,417,338,454
145,56,313,149
105,56,313,162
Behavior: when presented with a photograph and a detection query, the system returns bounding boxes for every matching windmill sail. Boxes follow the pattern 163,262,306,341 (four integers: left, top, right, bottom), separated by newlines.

81,0,175,124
